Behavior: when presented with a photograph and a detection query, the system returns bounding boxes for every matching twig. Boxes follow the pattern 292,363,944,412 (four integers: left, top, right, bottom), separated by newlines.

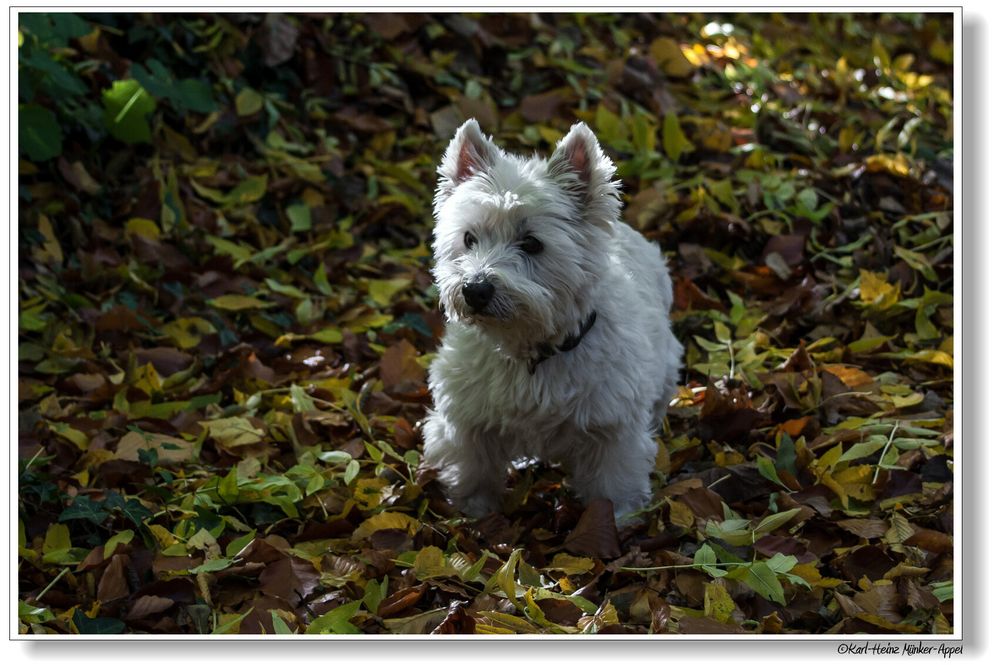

35,567,69,602
873,420,899,485
621,562,747,573
707,473,732,490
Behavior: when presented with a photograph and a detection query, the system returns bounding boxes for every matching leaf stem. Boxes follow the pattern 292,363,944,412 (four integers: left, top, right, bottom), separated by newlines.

35,567,69,602
872,420,899,484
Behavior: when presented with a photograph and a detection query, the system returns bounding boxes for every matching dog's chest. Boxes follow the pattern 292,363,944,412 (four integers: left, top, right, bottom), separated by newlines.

431,330,589,427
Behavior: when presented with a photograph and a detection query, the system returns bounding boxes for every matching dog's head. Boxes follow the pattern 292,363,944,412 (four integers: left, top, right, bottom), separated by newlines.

431,119,621,351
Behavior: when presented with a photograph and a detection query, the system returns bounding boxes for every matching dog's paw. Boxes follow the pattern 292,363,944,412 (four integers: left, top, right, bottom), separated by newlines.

611,497,650,527
457,492,501,519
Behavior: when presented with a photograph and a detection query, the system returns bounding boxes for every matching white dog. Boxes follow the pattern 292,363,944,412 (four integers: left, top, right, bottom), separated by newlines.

422,119,683,523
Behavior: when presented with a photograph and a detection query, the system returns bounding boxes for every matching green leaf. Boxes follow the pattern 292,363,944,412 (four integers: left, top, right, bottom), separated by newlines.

314,261,334,296
236,88,264,116
270,611,294,634
756,455,791,491
218,465,240,504
733,561,786,605
102,79,156,144
693,543,729,578
308,328,343,343
19,600,55,625
344,459,360,485
133,59,216,113
173,78,216,113
306,600,362,634
103,529,134,559
488,548,523,607
206,236,254,264
755,508,802,534
776,433,797,475
59,495,109,525
289,384,316,413
318,450,353,465
225,530,257,558
765,552,798,574
226,175,269,205
287,203,312,232
19,104,62,160
189,557,234,574
662,112,693,161
212,609,252,634
840,438,888,463
362,576,388,613
73,609,126,634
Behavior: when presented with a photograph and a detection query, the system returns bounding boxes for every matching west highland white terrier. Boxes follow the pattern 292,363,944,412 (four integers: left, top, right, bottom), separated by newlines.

422,119,684,523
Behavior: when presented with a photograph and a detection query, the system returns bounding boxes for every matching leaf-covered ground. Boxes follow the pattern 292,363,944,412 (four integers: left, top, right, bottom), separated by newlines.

18,12,954,635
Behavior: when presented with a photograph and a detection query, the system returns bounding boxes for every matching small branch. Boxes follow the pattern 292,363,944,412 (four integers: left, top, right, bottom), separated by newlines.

872,420,899,485
35,567,69,602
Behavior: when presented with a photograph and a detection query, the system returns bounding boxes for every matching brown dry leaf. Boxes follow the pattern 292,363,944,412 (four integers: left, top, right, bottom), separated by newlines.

563,500,621,559
115,431,195,465
379,340,426,394
258,557,321,606
97,554,130,603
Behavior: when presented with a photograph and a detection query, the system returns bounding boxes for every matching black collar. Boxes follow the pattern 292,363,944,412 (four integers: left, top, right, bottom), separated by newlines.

527,310,598,374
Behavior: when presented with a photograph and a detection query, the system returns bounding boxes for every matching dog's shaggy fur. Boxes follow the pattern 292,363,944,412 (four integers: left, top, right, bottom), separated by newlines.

422,119,684,522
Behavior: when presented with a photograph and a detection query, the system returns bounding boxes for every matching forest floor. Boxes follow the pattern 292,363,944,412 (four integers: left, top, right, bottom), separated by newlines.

18,12,954,635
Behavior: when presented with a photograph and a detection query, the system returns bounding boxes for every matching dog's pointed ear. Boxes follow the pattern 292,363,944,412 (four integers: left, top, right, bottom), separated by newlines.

438,119,499,189
548,123,621,225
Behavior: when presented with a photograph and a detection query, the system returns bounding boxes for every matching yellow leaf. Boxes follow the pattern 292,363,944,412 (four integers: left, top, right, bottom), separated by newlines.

352,477,389,511
199,416,265,448
833,465,876,501
352,512,420,541
889,391,924,409
906,350,953,368
43,523,71,554
103,530,135,559
208,295,275,310
490,548,523,608
125,217,161,240
366,278,411,307
704,581,736,623
133,362,162,396
34,215,63,266
235,88,263,116
475,611,539,634
343,311,394,333
681,43,710,67
790,562,844,589
859,270,900,309
816,443,843,472
649,37,693,77
667,497,695,529
411,546,459,580
865,153,910,177
163,317,216,349
302,188,325,208
544,553,595,576
147,524,178,549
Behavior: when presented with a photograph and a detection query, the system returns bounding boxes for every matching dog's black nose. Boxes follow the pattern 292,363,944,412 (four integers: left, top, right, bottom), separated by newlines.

462,280,495,313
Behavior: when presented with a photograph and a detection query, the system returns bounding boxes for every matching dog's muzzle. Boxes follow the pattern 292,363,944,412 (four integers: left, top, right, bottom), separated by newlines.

462,275,495,314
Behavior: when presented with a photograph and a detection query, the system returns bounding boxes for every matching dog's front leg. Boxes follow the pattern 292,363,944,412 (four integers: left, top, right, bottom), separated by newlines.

564,424,656,524
422,411,506,517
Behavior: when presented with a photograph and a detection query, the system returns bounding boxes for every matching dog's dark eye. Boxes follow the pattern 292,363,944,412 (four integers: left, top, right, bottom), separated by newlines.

464,231,477,249
520,235,543,255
